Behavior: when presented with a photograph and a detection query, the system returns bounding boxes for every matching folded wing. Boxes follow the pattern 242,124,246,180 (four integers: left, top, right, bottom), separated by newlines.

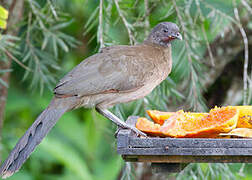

54,45,154,97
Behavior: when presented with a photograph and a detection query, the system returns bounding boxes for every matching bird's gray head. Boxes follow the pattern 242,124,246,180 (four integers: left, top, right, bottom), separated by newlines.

147,22,182,47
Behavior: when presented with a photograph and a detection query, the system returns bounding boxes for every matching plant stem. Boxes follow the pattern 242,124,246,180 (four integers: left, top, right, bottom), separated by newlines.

233,0,249,105
98,0,104,49
114,0,135,44
0,0,24,161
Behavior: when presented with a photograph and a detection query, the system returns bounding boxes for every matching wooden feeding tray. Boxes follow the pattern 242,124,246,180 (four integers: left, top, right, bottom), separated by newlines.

117,116,252,172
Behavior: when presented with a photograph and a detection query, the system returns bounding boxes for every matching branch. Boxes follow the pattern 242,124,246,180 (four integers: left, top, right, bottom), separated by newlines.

4,50,32,72
172,0,206,111
195,0,215,66
203,20,251,89
48,0,58,20
0,0,24,161
171,0,192,63
98,0,104,50
132,1,159,28
241,0,252,14
233,0,249,105
201,23,215,67
144,0,150,37
201,0,237,24
114,0,135,44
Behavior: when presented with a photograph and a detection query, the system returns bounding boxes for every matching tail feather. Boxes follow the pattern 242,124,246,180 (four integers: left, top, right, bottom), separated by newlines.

0,98,68,178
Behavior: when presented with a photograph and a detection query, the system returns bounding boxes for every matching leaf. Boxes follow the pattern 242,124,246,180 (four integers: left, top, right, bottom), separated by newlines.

50,19,74,31
57,38,69,52
41,33,50,50
22,50,31,63
0,5,8,30
0,19,7,29
40,137,93,180
132,100,143,116
84,6,99,29
0,77,8,87
52,36,58,58
171,88,185,99
0,69,12,73
0,6,8,20
58,32,81,48
203,19,210,30
83,18,98,36
94,157,122,180
56,112,87,155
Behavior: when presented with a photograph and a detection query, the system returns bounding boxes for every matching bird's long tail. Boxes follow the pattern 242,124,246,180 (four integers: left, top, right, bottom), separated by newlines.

0,97,69,179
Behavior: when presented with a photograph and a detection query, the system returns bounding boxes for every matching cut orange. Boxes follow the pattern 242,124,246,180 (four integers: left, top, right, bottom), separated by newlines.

219,128,252,138
147,110,175,125
229,106,252,128
135,117,164,137
160,106,238,138
147,110,208,125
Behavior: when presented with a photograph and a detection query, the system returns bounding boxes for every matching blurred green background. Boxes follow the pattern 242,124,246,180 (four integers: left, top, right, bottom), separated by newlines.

0,0,252,179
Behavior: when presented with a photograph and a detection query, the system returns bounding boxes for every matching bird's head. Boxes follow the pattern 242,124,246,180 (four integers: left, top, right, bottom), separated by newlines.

147,22,182,47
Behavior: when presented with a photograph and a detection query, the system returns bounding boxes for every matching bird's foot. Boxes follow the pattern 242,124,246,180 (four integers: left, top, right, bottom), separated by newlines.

95,106,147,138
115,125,147,138
128,126,147,137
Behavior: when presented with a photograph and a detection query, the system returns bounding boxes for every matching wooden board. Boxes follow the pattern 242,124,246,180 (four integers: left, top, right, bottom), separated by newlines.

117,116,252,163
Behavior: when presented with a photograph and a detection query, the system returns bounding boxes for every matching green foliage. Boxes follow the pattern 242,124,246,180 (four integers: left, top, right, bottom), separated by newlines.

0,0,80,92
175,163,252,180
3,88,122,180
19,0,81,93
83,0,239,113
0,5,8,29
1,0,252,179
0,35,19,87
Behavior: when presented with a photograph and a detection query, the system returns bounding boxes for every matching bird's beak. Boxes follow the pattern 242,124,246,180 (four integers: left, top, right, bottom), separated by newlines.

174,32,182,40
163,32,183,42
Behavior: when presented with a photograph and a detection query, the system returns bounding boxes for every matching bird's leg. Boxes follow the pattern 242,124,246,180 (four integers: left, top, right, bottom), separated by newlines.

95,106,147,137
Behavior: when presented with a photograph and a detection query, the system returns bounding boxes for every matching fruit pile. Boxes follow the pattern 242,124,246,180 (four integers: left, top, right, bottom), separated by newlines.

136,106,252,138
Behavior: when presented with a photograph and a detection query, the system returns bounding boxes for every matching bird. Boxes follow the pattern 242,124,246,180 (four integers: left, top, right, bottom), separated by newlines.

0,22,182,178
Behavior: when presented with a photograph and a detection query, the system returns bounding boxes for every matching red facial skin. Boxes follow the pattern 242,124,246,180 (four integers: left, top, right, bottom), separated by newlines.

162,36,176,43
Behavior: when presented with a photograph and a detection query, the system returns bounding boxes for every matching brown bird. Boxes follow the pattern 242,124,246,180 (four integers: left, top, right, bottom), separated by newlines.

0,22,182,178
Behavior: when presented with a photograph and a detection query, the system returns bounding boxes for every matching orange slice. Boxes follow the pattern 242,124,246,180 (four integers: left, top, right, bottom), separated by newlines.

219,128,252,138
229,106,252,128
147,110,175,125
135,117,164,137
147,110,208,125
160,106,238,138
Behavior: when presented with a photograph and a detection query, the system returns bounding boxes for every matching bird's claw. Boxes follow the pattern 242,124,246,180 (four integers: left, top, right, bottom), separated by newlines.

114,128,120,138
114,126,147,138
133,127,147,137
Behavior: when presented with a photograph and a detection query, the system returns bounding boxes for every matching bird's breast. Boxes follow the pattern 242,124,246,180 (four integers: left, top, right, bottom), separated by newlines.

153,47,172,83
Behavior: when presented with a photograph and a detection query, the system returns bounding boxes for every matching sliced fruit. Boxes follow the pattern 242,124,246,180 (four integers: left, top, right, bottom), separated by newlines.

219,128,252,138
147,110,208,125
160,106,239,138
147,110,175,125
230,106,252,128
135,117,164,137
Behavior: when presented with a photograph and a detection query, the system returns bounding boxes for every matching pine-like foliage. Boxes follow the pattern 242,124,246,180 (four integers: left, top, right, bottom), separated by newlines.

0,0,251,179
1,0,80,93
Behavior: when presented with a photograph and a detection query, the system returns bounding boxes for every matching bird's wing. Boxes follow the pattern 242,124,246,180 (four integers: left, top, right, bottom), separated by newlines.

54,45,155,97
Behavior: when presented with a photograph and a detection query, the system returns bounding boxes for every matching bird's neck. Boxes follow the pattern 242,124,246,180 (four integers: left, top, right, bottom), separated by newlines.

144,36,172,48
162,44,172,63
143,40,171,56
162,43,171,56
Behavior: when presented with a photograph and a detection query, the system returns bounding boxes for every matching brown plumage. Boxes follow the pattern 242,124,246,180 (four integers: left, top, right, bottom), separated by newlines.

0,22,181,178
54,43,172,108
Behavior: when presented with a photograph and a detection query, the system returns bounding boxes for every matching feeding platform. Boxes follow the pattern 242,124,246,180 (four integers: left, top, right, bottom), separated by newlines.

117,116,252,172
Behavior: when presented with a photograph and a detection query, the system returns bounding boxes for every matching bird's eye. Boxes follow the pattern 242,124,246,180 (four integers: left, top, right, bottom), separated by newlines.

163,29,168,33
